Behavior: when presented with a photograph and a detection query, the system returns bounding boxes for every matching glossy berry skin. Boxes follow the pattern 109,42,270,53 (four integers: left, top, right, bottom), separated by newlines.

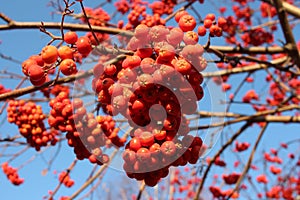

41,45,58,64
205,13,216,21
183,31,199,45
64,31,78,44
76,36,93,56
197,26,207,36
28,64,44,81
58,46,74,60
161,141,176,157
178,15,196,32
129,137,142,152
59,59,77,76
30,75,47,86
204,19,213,28
175,10,188,23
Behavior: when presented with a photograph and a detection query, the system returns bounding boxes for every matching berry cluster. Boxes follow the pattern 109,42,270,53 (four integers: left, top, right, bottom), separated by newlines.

69,110,124,165
241,27,274,46
222,172,241,185
48,92,123,165
7,100,58,151
234,141,250,152
2,162,24,186
209,186,239,199
260,2,277,18
195,13,227,37
114,0,130,14
58,171,74,188
90,16,207,185
266,71,300,106
41,84,70,98
117,0,169,29
124,135,203,186
232,5,252,25
21,30,95,87
80,7,110,26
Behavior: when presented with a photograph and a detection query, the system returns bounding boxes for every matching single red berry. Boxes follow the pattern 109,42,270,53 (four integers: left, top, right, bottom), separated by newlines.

178,15,197,32
76,36,92,56
197,26,207,36
59,59,77,76
64,31,78,44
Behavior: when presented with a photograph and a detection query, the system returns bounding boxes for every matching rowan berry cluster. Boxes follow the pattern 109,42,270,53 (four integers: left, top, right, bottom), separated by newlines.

69,111,124,165
195,13,227,37
48,92,123,165
114,0,130,14
209,186,239,199
115,0,174,29
222,172,241,185
266,71,300,106
90,12,207,185
80,7,110,26
7,100,58,151
41,85,70,98
58,171,74,188
260,2,277,18
124,135,203,186
165,168,201,198
21,30,95,87
234,141,250,152
2,162,24,186
241,28,274,46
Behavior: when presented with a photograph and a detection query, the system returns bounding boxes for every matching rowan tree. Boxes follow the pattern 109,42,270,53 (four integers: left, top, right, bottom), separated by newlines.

0,0,300,199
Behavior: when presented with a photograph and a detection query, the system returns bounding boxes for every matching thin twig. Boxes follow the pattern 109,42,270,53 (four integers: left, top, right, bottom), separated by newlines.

226,123,268,199
193,123,251,200
48,159,77,200
136,181,146,200
68,149,119,200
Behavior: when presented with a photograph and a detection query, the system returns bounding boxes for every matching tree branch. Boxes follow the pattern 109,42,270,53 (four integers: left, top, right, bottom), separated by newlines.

226,123,268,200
282,1,300,18
208,45,286,55
202,55,289,77
273,0,300,68
68,149,119,200
193,123,251,200
0,13,133,37
0,54,126,101
190,104,300,130
48,159,77,200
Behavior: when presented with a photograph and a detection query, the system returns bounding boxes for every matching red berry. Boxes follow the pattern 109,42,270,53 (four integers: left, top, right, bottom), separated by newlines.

76,36,92,56
205,13,216,21
64,31,78,44
203,19,213,29
59,59,77,76
178,15,197,32
197,26,207,36
41,45,58,64
161,141,176,157
175,10,189,23
28,65,44,81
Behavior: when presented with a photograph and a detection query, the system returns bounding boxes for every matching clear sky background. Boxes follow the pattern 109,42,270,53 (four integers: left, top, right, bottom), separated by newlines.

0,0,299,199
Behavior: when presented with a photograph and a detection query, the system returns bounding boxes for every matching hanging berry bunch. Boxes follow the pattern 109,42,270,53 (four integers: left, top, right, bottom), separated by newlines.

7,100,59,151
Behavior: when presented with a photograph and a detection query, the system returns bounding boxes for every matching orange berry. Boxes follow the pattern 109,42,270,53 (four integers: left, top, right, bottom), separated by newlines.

58,46,74,60
59,59,77,76
41,45,58,64
64,31,78,44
